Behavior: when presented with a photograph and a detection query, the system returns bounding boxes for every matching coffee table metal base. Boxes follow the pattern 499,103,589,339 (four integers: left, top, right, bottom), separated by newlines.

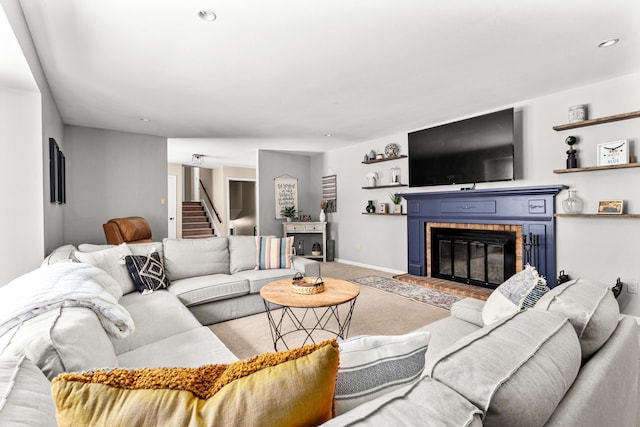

263,299,357,351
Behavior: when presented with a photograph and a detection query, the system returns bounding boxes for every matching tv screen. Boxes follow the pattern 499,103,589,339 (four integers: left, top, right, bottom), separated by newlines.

408,108,514,187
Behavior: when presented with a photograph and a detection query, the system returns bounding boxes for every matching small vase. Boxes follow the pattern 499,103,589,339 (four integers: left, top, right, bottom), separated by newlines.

562,190,584,214
319,209,326,222
365,200,376,213
286,217,292,222
367,177,377,187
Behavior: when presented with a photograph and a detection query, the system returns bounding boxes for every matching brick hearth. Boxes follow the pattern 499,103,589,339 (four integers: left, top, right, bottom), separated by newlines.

393,274,493,301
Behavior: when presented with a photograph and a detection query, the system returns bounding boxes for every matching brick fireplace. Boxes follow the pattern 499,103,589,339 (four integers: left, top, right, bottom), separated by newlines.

402,185,566,287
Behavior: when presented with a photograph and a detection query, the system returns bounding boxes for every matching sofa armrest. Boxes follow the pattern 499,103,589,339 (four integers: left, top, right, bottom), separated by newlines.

450,298,486,327
291,256,320,278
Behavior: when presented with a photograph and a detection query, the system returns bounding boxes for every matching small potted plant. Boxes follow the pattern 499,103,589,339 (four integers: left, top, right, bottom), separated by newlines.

389,193,402,214
281,206,297,222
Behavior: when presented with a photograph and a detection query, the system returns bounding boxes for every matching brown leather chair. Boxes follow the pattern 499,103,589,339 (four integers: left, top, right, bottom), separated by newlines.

103,216,153,245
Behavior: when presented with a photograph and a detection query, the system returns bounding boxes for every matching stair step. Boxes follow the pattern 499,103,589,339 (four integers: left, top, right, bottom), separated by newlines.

183,217,209,223
183,205,204,211
183,234,216,239
183,211,206,217
183,222,210,229
183,229,214,236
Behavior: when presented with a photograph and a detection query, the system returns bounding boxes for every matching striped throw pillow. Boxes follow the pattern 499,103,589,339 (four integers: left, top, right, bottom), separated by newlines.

255,236,294,270
334,331,431,415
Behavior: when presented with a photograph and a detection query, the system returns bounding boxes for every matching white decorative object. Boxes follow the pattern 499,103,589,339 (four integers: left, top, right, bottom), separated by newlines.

319,209,326,222
568,105,587,123
366,172,378,187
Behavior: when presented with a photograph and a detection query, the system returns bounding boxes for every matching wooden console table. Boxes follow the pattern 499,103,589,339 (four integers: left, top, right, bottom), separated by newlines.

283,221,327,262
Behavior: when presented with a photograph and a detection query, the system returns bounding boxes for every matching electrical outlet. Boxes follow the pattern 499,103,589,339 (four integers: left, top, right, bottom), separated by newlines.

628,281,639,295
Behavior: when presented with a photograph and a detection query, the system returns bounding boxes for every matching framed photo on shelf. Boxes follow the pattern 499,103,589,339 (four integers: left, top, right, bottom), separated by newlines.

597,140,629,166
597,200,624,215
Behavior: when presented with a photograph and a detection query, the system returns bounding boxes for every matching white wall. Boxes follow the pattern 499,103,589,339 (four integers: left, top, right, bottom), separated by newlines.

322,72,640,314
2,0,65,257
0,87,43,285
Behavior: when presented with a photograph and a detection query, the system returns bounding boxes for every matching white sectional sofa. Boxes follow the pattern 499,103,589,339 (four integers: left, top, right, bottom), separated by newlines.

1,237,639,426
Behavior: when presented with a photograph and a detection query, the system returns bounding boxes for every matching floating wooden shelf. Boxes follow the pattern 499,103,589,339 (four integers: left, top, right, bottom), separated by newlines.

362,183,408,189
552,110,640,131
555,213,640,218
362,155,407,164
553,162,640,174
361,212,407,216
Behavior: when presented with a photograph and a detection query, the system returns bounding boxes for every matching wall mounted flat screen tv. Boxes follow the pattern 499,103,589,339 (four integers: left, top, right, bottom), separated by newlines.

408,108,515,187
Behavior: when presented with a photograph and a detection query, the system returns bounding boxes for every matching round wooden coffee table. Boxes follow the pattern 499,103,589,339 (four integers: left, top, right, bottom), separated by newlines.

260,278,360,351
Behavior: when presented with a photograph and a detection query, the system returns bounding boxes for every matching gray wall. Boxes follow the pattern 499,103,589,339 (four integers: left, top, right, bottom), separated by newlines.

63,125,168,245
257,151,313,237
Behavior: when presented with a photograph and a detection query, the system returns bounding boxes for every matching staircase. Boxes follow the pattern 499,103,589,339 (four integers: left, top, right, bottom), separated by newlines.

182,202,215,239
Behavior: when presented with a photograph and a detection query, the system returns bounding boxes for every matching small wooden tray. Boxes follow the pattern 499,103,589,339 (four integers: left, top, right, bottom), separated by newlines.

291,278,325,294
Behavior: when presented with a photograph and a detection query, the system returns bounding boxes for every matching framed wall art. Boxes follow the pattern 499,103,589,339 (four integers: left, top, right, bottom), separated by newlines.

597,200,624,214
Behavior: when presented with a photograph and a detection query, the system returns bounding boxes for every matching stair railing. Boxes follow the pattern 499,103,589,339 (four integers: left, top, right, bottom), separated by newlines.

199,179,222,223
199,200,222,238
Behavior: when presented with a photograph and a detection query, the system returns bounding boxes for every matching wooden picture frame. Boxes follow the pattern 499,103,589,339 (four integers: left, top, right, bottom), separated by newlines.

597,200,624,215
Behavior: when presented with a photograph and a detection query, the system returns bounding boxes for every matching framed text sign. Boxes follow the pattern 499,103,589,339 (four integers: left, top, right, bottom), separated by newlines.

274,175,298,219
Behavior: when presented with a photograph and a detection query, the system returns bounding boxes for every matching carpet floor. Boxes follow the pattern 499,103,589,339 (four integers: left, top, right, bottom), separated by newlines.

209,276,452,359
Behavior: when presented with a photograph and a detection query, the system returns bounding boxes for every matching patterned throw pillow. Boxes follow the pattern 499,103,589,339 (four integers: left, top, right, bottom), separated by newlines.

255,236,294,270
124,253,170,293
334,331,431,415
481,264,550,325
51,340,339,427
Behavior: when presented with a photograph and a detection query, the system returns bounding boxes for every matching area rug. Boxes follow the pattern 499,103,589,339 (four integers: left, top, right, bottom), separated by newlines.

349,275,464,310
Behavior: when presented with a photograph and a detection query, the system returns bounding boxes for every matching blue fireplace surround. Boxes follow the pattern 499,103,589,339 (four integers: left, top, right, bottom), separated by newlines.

402,185,567,286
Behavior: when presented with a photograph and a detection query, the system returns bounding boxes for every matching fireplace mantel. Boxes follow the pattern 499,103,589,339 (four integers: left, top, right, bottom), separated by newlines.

402,185,567,284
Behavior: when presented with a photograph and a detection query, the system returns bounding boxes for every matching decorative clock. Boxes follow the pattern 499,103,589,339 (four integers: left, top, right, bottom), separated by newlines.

597,140,629,166
384,143,400,158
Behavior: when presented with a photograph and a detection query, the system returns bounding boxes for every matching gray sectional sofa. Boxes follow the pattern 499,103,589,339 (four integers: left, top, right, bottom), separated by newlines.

0,236,639,426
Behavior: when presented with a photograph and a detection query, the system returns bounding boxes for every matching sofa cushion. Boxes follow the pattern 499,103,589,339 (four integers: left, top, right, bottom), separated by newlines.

450,297,486,327
124,253,170,293
111,291,201,355
74,243,137,294
233,268,300,293
481,264,549,325
41,244,78,267
256,236,294,270
117,327,238,368
228,235,258,273
163,237,230,280
0,308,119,380
334,331,430,415
168,275,250,306
0,356,57,427
323,376,482,427
427,309,581,427
534,278,620,360
52,340,339,427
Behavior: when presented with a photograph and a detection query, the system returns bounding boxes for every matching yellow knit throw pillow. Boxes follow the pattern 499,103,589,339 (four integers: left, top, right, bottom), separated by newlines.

52,340,339,427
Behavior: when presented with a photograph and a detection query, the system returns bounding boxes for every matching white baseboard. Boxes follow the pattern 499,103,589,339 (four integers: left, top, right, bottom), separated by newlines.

333,258,405,276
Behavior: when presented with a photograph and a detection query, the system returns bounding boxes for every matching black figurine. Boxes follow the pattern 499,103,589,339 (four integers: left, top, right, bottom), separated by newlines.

612,278,623,299
565,136,579,169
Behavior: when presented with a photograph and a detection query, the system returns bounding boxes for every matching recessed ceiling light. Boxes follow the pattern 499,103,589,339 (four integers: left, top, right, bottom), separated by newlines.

197,10,216,22
324,133,332,137
597,38,619,48
140,118,151,122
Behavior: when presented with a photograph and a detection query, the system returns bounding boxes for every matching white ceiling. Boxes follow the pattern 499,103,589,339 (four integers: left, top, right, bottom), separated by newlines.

16,0,640,168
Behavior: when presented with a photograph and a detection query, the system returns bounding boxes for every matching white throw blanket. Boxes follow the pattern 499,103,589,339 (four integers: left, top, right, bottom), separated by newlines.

0,262,134,339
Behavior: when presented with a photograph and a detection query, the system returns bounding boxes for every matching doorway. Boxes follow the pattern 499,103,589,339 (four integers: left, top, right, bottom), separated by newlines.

227,179,256,236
